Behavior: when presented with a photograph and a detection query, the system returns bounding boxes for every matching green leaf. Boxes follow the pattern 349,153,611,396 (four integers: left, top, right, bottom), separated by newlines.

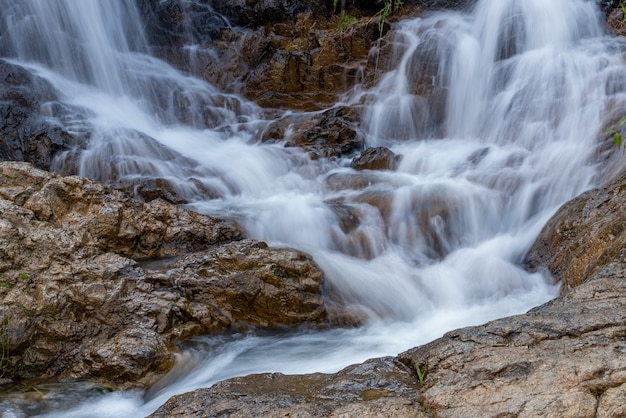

414,361,426,383
618,115,626,127
614,132,622,149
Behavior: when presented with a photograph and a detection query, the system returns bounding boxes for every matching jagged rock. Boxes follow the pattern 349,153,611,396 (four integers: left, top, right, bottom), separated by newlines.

262,106,364,158
166,239,329,330
524,171,626,293
150,268,626,418
0,162,331,387
0,60,79,169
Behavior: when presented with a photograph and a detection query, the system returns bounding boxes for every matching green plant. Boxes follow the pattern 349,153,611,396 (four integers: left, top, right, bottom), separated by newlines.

414,360,426,383
605,115,626,150
371,0,404,77
621,2,626,22
18,273,30,280
337,10,358,32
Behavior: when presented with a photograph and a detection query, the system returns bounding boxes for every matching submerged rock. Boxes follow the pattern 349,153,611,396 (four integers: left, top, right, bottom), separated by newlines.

0,162,332,387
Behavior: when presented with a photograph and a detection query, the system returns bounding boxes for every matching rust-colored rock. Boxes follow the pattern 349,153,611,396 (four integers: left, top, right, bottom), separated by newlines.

350,146,401,171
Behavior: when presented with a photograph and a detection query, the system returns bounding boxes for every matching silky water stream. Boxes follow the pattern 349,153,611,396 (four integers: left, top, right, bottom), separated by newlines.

1,0,625,416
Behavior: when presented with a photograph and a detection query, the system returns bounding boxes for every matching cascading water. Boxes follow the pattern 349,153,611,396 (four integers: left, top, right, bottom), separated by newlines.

1,0,625,416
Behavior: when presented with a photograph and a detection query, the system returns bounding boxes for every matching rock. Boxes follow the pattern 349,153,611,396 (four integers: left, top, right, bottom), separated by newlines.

607,7,626,36
148,357,427,418
213,0,329,28
0,162,332,387
599,0,622,14
262,106,364,158
524,172,626,293
0,60,79,170
350,146,401,171
150,268,626,418
0,162,242,262
166,239,329,330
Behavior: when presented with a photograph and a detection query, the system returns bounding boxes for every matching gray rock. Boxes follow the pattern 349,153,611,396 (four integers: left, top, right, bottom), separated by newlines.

150,270,626,417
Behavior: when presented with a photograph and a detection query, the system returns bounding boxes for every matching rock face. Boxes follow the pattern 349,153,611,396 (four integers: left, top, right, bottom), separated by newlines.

398,272,626,417
150,265,626,417
0,60,78,170
0,162,331,387
524,172,626,293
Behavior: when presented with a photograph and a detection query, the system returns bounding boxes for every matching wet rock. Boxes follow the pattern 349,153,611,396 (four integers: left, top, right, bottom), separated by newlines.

607,7,626,36
0,60,78,170
599,0,622,14
214,0,329,28
350,146,401,171
148,357,427,418
167,239,329,330
216,15,381,110
263,106,364,158
0,162,331,387
150,266,626,417
524,171,626,293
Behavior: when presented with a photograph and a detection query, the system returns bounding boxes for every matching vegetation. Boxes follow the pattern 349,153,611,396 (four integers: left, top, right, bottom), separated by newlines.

374,0,404,36
337,10,359,32
605,115,626,150
372,0,404,77
414,361,426,383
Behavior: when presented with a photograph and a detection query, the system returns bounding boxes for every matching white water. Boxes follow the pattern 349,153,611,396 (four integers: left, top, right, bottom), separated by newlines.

1,0,625,416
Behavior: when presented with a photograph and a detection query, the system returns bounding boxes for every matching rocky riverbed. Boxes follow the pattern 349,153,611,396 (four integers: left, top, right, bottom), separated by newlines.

2,0,626,417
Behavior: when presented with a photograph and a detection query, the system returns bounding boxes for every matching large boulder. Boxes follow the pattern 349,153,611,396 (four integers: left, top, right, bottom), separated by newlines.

150,270,626,417
524,172,626,293
0,162,331,387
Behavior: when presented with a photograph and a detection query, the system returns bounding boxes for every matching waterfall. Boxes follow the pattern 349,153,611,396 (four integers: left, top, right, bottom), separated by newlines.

1,0,625,416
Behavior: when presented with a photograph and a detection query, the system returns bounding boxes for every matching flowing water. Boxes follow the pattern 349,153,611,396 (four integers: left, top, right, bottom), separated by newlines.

1,0,625,416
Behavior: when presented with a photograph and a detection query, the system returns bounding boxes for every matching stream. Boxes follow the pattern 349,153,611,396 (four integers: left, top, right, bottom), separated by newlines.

1,0,625,416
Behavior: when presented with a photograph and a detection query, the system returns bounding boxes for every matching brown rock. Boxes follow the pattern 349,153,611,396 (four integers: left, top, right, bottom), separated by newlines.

350,146,401,171
262,106,364,159
524,172,626,293
168,239,329,330
0,162,331,387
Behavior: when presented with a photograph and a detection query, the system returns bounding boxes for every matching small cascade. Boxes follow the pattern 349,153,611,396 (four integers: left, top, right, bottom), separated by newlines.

0,0,625,416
